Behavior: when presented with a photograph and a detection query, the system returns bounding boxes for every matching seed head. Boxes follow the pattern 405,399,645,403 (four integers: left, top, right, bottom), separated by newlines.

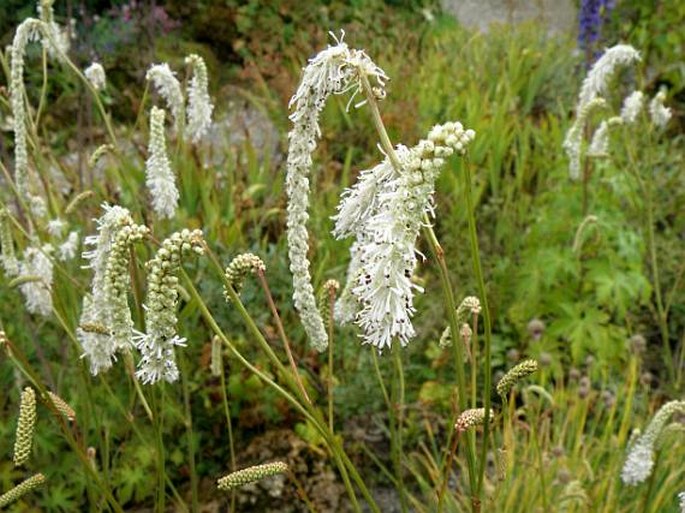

46,391,75,421
455,408,494,432
217,461,289,491
13,387,37,467
0,473,46,507
496,359,538,398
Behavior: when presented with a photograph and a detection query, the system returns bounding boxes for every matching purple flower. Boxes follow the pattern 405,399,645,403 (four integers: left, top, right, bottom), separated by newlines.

578,0,615,65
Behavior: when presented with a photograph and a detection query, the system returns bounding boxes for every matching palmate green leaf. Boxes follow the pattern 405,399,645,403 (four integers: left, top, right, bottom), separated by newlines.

512,246,579,319
37,482,77,512
585,260,651,319
115,463,148,505
548,302,626,363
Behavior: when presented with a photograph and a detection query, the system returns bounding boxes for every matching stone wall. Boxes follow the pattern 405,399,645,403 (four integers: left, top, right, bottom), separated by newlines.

441,0,576,33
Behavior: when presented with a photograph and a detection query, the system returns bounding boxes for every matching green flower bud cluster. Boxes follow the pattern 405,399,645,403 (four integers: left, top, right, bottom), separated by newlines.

0,473,46,507
455,408,494,433
317,279,340,330
45,391,76,422
104,223,149,352
223,253,265,300
496,359,539,399
135,229,204,384
217,461,289,491
13,387,36,467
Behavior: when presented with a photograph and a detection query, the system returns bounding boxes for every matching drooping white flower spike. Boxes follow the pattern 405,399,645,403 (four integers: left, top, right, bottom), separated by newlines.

577,45,641,107
649,88,672,129
37,0,69,60
79,204,147,375
286,32,387,352
564,44,640,179
145,106,179,219
621,400,685,486
146,63,184,132
334,122,475,350
184,54,214,143
587,116,622,158
620,90,644,124
10,18,42,198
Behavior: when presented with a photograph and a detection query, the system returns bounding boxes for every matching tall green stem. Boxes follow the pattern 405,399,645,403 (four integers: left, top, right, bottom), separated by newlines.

182,272,381,513
359,71,477,504
462,159,494,502
392,344,409,513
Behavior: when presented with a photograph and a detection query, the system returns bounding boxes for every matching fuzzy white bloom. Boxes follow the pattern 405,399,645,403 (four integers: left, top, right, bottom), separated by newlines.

649,89,672,129
620,91,644,124
47,218,66,238
10,18,42,197
563,98,607,179
82,204,131,298
18,245,53,317
84,62,106,91
29,195,48,219
334,122,475,350
678,491,685,513
621,400,685,486
286,33,388,352
184,54,214,143
587,117,622,158
145,106,179,219
578,45,641,108
0,209,19,276
58,231,79,261
79,204,135,374
146,63,184,132
621,438,654,486
37,0,69,59
564,45,640,179
334,240,365,325
134,229,204,384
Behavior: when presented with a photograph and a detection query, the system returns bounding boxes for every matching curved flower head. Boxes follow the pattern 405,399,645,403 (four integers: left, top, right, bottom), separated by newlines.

334,122,475,350
286,33,387,352
587,116,622,157
146,63,184,131
134,229,204,385
10,18,42,198
577,44,640,108
563,97,607,179
185,54,214,143
37,0,69,59
145,106,179,219
649,89,672,129
84,62,106,91
620,90,644,124
621,400,685,486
